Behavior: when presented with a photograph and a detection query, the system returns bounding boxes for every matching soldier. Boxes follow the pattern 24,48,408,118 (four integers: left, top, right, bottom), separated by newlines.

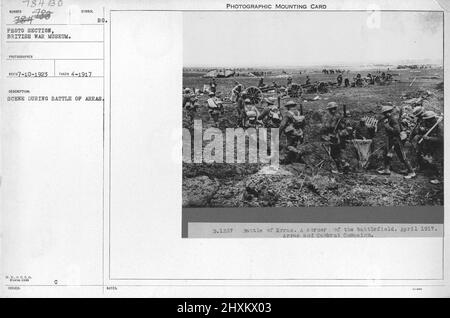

182,88,192,108
210,78,217,94
286,76,293,88
305,76,311,86
258,77,265,88
355,74,363,87
322,102,352,174
279,100,305,164
207,92,223,125
377,105,416,179
184,99,199,123
344,78,350,87
414,111,443,184
235,91,246,127
242,98,261,128
337,74,343,86
408,106,425,143
258,97,282,128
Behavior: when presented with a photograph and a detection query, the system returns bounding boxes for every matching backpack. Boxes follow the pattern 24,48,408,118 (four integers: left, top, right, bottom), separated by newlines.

288,109,304,128
268,106,281,121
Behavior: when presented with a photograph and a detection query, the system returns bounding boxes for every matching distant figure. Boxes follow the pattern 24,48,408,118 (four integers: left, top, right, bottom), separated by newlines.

258,77,265,88
344,78,350,87
337,74,343,86
305,76,311,85
210,78,217,94
287,76,293,87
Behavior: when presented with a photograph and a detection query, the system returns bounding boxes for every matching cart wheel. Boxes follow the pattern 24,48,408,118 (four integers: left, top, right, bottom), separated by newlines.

243,86,263,104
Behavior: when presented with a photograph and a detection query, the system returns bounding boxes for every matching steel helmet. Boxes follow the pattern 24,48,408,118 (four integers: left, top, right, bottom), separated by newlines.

326,102,338,110
412,106,425,117
208,92,215,96
381,105,394,114
244,98,252,104
422,111,437,120
285,100,297,108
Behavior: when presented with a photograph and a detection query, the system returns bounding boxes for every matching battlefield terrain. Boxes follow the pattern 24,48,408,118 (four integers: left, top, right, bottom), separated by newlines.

182,66,444,207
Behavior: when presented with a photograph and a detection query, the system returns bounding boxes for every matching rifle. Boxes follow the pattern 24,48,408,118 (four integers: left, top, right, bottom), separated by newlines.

418,117,443,144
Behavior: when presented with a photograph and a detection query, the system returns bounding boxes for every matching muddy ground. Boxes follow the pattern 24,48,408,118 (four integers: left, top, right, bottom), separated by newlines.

182,67,444,207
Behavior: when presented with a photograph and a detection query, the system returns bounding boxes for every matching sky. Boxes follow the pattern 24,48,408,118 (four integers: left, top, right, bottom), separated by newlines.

183,11,443,67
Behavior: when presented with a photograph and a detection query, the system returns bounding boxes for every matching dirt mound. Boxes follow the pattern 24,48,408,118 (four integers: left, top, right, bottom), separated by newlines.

182,176,220,207
243,174,281,206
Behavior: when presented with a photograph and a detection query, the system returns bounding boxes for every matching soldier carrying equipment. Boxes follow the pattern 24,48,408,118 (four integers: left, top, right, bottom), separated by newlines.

279,100,306,164
377,105,416,179
207,92,224,125
184,99,199,123
414,111,443,184
408,106,425,142
243,98,262,128
321,101,352,174
258,97,282,128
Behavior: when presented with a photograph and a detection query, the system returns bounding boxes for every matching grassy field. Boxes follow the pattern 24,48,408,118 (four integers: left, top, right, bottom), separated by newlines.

182,67,444,207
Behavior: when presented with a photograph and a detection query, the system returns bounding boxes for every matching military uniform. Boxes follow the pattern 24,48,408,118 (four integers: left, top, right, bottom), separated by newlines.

210,79,217,94
322,105,350,173
258,98,282,128
415,112,443,183
184,100,198,122
408,106,425,143
280,101,305,164
236,94,246,126
207,94,223,125
379,106,415,177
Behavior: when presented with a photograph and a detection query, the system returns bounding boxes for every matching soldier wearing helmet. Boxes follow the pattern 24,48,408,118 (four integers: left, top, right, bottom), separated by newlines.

242,98,261,128
182,88,194,108
378,104,415,179
207,92,224,126
258,97,282,128
408,106,425,142
322,101,351,174
185,98,199,123
279,100,306,164
415,110,443,184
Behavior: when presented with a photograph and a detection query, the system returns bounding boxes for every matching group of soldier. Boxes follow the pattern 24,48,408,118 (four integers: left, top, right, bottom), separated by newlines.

338,72,393,88
183,79,442,184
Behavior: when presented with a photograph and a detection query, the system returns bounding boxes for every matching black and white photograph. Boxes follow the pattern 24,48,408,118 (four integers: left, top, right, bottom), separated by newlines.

182,11,444,209
2,0,448,298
